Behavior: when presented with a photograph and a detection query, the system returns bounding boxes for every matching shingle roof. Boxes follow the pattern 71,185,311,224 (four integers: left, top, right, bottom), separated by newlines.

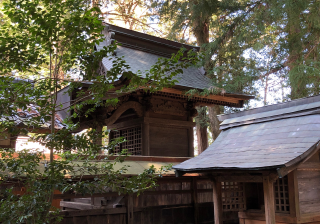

100,46,211,90
96,25,212,90
173,95,320,172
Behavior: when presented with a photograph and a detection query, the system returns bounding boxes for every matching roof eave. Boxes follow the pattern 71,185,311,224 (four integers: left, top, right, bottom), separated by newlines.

174,165,285,177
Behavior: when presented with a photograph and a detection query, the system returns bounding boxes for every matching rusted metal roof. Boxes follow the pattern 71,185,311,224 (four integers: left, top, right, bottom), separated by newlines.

174,95,320,172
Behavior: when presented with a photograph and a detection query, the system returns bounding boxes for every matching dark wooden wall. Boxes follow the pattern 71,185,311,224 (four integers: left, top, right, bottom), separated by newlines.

58,177,215,224
58,177,245,224
149,125,189,157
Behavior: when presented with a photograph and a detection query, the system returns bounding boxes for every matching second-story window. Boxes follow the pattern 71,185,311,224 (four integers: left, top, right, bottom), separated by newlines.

110,126,142,155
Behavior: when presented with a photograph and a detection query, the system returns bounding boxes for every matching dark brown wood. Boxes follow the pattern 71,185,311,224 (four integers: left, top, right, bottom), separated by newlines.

161,87,247,104
263,175,276,224
53,189,213,199
216,175,263,182
105,101,144,126
212,178,223,224
61,207,127,217
142,123,150,156
149,125,189,157
144,117,195,127
127,194,134,224
188,127,194,157
94,155,191,162
191,177,198,224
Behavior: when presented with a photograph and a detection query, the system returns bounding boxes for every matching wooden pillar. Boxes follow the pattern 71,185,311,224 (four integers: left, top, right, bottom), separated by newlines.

142,121,150,156
263,175,276,224
212,178,223,224
191,177,198,224
188,127,194,157
288,170,300,218
95,125,103,154
127,194,134,224
10,135,18,150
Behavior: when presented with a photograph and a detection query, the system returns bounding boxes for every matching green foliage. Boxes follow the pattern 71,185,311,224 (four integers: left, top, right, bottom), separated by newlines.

0,0,195,223
152,0,320,104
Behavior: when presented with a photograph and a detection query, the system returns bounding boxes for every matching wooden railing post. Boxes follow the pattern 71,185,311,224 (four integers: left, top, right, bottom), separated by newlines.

212,178,223,224
263,175,276,224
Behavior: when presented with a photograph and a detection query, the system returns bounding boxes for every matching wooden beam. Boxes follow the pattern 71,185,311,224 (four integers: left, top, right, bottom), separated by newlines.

238,211,297,223
263,175,276,224
144,117,196,127
53,189,213,199
297,162,320,170
161,87,242,104
215,175,263,182
92,155,191,163
212,178,223,224
60,201,100,210
61,207,127,217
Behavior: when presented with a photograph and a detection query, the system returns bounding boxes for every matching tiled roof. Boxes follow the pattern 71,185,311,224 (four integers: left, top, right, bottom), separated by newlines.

2,105,65,130
174,95,320,171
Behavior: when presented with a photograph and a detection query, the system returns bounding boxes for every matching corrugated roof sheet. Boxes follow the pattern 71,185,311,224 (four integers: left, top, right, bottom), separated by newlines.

174,102,320,171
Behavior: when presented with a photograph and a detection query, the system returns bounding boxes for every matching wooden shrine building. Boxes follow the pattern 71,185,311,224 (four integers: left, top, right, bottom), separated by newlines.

52,24,253,224
56,23,252,157
174,94,320,224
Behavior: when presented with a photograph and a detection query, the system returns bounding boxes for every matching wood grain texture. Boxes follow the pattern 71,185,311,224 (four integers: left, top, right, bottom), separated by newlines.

212,179,223,224
149,126,189,157
263,176,276,224
297,170,320,214
288,171,300,218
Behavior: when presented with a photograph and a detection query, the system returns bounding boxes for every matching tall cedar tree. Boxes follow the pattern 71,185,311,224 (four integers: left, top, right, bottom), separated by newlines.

151,0,320,150
0,0,198,222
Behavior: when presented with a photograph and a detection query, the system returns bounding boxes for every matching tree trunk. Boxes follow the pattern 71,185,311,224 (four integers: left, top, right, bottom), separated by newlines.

196,106,208,154
191,8,211,154
207,105,221,141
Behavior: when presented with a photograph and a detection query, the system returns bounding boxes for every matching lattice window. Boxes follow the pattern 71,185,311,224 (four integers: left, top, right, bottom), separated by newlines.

274,176,289,213
222,182,246,211
110,126,142,155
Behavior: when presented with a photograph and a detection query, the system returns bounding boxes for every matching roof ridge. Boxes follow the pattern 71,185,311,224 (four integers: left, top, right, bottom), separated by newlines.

219,94,320,121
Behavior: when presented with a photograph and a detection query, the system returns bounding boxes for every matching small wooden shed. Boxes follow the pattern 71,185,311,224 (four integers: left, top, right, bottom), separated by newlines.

174,95,320,224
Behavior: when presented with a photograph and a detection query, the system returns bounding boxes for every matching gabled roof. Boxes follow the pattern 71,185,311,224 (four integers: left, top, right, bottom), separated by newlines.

173,95,320,173
94,24,254,107
97,24,211,91
101,46,210,90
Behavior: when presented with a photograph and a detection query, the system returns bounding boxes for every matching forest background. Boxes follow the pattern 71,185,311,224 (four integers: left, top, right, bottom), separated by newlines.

0,0,319,223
